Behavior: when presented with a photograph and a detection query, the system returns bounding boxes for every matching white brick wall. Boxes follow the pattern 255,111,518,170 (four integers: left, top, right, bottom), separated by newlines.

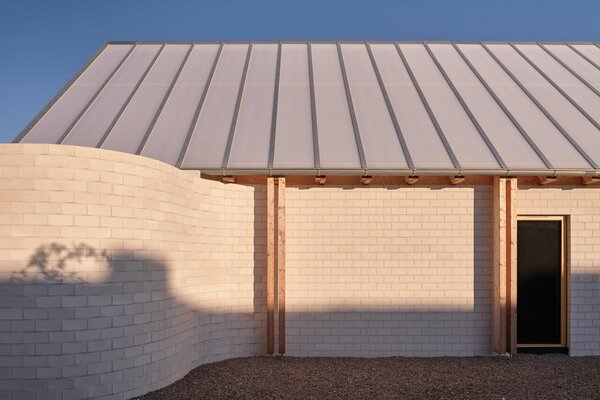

0,144,266,400
1,143,599,399
284,185,493,356
516,185,600,356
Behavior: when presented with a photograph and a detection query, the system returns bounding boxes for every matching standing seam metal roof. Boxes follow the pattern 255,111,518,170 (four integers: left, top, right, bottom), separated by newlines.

14,41,600,176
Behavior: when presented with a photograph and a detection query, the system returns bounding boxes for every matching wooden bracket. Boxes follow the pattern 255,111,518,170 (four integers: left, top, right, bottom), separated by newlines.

222,175,236,184
582,176,600,185
537,176,557,185
360,176,373,185
404,176,419,185
315,175,326,185
449,176,465,185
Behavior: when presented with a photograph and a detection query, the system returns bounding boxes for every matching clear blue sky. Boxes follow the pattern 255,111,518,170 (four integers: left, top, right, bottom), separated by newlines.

1,0,599,143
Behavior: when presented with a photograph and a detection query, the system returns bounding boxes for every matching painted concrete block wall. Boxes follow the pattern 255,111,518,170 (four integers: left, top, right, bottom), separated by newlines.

0,144,266,400
516,185,600,356
284,185,494,357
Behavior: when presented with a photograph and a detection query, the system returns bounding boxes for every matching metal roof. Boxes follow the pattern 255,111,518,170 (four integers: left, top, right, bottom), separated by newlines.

14,41,600,176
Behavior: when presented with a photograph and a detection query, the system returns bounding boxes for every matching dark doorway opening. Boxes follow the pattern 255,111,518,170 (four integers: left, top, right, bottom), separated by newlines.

517,217,567,351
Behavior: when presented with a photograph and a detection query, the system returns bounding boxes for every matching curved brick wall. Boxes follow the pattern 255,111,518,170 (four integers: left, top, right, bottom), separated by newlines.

0,144,266,399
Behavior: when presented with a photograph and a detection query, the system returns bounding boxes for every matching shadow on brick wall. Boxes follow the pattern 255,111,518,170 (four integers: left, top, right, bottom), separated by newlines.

0,242,265,400
2,186,597,399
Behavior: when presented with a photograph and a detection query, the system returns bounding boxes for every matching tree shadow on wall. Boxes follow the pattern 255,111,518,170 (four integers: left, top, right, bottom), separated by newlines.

13,243,109,283
2,242,265,399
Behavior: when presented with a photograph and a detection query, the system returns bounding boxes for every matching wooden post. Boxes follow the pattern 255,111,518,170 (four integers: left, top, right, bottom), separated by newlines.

277,177,286,354
266,177,275,354
492,177,507,353
492,177,517,354
507,179,517,354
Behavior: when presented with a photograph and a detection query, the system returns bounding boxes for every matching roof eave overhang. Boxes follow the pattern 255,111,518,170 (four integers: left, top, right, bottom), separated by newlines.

194,167,600,178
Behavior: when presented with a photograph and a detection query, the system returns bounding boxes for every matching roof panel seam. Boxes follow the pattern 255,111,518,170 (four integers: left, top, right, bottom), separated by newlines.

511,44,600,131
424,42,506,169
57,44,137,145
307,44,321,172
337,42,367,172
484,43,598,169
538,44,600,97
14,43,111,144
366,43,415,171
267,44,282,171
453,43,553,169
394,43,461,171
135,45,196,156
97,44,167,149
175,43,224,168
566,43,600,71
222,43,254,171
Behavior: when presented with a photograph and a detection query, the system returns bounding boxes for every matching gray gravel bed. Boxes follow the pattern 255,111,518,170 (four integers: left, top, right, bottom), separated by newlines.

136,354,600,400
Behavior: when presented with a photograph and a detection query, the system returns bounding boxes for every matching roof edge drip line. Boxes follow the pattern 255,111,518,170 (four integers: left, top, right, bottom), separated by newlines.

483,43,598,169
366,42,415,170
222,43,254,171
267,44,282,171
58,44,138,145
538,43,600,97
14,43,111,143
307,43,321,172
191,167,599,177
452,43,554,170
103,40,600,46
135,45,196,156
565,43,600,71
337,42,368,171
511,43,600,131
175,43,224,167
97,44,167,148
395,42,461,170
424,42,506,169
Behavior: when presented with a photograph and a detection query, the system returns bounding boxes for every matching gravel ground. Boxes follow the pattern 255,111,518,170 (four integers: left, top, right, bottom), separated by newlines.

136,354,600,400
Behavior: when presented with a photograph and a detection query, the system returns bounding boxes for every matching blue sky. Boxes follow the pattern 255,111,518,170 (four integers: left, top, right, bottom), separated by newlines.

1,0,599,143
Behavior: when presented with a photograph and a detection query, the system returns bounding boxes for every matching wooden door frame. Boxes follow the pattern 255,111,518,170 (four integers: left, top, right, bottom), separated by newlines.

516,215,568,348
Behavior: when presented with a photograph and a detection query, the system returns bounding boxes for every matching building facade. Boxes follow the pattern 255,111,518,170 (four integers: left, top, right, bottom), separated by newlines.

1,41,599,399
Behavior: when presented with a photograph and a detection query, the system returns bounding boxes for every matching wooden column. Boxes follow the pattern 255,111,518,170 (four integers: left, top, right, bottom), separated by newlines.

277,177,286,354
492,177,517,354
266,177,275,355
507,179,517,354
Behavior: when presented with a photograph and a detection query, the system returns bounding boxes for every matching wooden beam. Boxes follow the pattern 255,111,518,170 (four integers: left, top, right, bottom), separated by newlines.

277,177,286,354
449,175,465,185
266,177,275,355
315,175,326,185
222,175,236,184
404,176,420,185
360,176,373,185
201,174,495,186
582,176,600,185
537,176,557,185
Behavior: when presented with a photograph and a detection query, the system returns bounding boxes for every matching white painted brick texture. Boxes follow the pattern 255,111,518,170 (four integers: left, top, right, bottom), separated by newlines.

285,185,493,357
0,144,266,400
